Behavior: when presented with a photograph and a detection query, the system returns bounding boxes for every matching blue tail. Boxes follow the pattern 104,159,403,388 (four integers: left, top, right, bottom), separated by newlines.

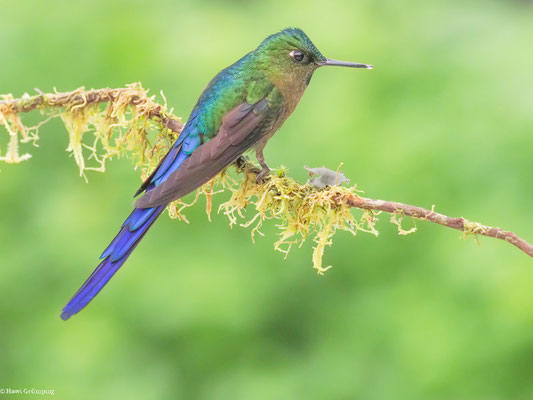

61,116,201,320
60,205,165,320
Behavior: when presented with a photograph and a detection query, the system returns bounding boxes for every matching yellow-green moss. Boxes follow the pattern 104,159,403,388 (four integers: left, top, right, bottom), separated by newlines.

0,83,420,273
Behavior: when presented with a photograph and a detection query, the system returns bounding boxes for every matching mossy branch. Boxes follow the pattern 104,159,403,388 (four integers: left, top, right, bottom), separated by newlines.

1,84,532,273
0,83,182,176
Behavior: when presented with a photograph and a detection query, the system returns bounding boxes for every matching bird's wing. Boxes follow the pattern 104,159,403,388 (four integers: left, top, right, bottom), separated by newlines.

135,98,278,208
133,123,201,197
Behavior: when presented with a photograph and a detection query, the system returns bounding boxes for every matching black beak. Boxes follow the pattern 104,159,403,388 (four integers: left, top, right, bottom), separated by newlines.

317,58,373,69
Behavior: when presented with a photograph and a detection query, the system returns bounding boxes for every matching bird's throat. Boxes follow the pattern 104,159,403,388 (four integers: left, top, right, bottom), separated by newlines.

268,72,313,116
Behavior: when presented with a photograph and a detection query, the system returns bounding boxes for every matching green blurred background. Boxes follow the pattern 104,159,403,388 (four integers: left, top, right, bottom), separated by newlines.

1,0,533,398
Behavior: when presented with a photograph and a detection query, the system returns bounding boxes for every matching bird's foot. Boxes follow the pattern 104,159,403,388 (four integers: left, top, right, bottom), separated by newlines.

256,166,271,184
254,148,271,184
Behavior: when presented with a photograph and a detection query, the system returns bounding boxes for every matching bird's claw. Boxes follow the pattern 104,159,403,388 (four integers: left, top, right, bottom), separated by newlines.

256,167,270,184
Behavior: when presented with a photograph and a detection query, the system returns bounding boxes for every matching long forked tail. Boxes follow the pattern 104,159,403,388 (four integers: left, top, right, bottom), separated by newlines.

60,205,165,320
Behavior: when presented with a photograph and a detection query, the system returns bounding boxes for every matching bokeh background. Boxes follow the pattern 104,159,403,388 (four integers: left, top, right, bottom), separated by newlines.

1,0,533,398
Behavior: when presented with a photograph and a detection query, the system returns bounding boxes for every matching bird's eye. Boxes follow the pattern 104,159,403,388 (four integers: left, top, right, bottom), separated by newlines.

289,50,305,62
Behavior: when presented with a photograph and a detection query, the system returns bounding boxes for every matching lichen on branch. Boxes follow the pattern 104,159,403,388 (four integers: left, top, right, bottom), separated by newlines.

0,83,182,179
1,84,532,273
218,161,379,274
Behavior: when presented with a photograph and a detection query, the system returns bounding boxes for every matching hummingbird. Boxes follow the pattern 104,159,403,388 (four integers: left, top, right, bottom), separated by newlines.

60,27,372,320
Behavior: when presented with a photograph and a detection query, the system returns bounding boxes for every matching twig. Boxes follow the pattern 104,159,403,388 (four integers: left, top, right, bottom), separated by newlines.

2,86,532,264
234,158,533,261
0,84,184,134
344,196,533,258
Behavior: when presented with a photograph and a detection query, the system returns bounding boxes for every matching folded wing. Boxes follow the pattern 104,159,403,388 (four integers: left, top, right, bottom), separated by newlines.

135,98,274,208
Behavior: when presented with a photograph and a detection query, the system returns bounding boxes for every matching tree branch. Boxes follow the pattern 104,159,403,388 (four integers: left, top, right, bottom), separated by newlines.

345,196,533,258
236,158,533,261
0,85,183,134
1,85,532,272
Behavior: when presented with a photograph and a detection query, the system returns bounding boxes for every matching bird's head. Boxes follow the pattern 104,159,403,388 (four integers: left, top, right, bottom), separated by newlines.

254,28,372,86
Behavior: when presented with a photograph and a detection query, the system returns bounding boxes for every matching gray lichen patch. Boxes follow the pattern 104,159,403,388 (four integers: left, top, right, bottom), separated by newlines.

305,165,350,189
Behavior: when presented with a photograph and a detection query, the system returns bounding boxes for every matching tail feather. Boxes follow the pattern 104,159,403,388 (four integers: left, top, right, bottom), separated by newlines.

62,135,194,320
127,207,159,231
60,205,165,320
98,207,159,259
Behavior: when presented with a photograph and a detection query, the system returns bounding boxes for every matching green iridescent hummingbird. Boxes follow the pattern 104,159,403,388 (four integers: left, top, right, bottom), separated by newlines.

60,27,372,320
